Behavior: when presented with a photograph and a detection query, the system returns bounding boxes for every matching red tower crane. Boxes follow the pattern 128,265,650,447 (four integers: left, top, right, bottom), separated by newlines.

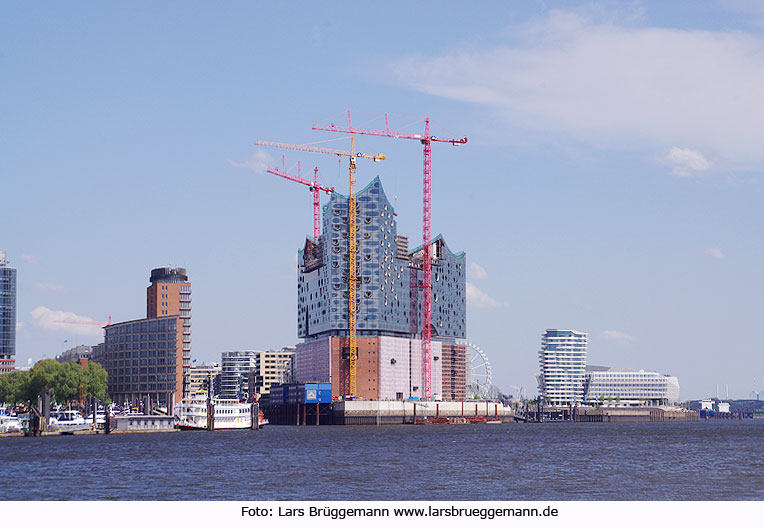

266,158,334,240
313,111,467,399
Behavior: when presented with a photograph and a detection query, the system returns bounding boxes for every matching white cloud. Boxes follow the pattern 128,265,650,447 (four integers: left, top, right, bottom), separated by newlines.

468,261,487,280
228,150,274,174
21,254,37,265
664,147,711,177
600,330,636,342
704,247,725,260
30,306,105,337
35,282,67,293
466,282,501,308
392,10,764,168
15,322,24,332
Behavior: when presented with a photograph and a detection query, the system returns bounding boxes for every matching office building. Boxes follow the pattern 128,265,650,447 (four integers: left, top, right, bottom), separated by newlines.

248,347,295,399
537,329,588,406
147,267,191,365
92,267,191,406
583,366,681,406
186,362,222,396
0,251,17,374
93,315,184,406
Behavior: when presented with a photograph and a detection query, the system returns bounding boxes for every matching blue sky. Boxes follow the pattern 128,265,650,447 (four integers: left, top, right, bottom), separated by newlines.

3,1,764,400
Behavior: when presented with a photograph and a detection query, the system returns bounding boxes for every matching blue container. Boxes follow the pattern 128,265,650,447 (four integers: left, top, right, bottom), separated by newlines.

317,389,332,403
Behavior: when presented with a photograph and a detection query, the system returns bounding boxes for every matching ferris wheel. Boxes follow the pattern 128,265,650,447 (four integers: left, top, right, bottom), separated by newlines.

456,340,493,399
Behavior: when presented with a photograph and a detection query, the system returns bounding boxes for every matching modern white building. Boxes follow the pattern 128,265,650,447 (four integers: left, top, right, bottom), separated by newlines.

583,366,680,406
537,329,588,406
220,350,261,400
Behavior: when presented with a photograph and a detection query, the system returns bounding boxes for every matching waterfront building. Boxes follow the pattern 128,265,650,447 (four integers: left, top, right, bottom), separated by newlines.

93,315,184,406
186,361,221,396
220,350,260,400
0,251,17,374
247,347,295,399
92,267,191,406
56,344,92,363
537,329,588,406
583,366,680,406
294,177,467,400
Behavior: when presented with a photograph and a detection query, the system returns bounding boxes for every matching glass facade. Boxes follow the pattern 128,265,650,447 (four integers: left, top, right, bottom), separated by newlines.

0,251,17,373
297,177,466,340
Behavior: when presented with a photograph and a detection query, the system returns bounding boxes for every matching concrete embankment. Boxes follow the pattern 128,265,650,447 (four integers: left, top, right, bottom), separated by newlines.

333,400,514,425
575,407,699,422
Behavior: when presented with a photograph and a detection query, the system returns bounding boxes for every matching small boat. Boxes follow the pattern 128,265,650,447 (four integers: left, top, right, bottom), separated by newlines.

0,412,22,433
49,410,92,433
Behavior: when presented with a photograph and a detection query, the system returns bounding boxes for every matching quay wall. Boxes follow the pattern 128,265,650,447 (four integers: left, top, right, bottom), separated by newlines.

333,400,514,425
575,407,699,422
111,415,176,432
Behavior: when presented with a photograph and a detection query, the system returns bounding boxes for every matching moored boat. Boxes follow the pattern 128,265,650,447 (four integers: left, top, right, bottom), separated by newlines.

174,398,266,430
49,410,92,433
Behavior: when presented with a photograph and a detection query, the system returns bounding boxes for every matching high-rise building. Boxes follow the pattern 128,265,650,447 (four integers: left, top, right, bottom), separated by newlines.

537,329,588,406
0,251,17,374
294,177,467,400
220,350,260,400
147,266,191,372
92,266,191,406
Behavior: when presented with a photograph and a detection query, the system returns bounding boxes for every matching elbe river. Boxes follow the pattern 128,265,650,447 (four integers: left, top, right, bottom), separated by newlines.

2,421,763,501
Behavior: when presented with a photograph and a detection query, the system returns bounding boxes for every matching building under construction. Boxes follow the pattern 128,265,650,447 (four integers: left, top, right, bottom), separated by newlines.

295,177,467,400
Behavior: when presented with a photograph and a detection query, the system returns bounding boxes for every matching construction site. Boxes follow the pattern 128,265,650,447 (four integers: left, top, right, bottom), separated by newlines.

256,112,511,424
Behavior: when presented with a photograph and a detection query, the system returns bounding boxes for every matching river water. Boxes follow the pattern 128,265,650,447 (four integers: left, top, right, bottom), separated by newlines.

2,421,763,501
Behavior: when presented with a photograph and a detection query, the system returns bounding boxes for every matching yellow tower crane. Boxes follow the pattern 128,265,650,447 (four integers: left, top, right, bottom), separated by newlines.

255,138,385,398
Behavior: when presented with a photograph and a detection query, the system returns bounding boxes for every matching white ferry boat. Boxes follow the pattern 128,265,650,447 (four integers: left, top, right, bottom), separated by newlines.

174,398,266,430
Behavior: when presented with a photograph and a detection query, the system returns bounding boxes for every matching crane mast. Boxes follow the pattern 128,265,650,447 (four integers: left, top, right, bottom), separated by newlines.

255,138,384,398
348,137,358,398
265,160,334,240
313,111,466,399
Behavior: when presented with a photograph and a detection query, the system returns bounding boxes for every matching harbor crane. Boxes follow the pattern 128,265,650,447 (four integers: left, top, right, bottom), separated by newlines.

266,158,334,240
312,111,467,399
255,138,385,398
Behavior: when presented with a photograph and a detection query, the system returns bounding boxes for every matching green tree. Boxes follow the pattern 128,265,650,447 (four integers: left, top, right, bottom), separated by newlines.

26,359,61,403
82,361,108,401
0,370,30,405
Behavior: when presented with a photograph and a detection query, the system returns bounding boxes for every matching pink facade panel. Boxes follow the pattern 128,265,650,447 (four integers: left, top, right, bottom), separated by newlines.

378,336,411,400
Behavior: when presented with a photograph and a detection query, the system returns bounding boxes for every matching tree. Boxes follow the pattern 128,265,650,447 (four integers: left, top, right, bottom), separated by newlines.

81,362,108,401
26,359,61,403
0,370,30,405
